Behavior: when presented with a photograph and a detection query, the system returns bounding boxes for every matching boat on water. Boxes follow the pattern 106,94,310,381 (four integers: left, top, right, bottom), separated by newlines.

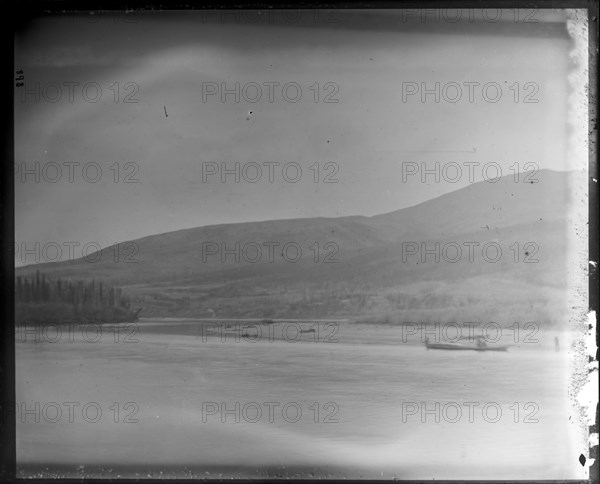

424,336,510,352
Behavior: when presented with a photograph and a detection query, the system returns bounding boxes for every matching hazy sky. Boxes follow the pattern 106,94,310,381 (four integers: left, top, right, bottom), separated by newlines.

14,9,577,263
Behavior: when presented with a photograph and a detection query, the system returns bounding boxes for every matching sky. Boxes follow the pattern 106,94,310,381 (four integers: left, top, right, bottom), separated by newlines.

14,9,580,265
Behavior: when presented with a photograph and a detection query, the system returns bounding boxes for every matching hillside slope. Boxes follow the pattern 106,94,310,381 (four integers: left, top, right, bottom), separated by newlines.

16,170,575,324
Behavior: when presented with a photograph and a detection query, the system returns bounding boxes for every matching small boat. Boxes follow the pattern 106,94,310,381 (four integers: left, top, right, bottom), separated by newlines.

424,336,510,352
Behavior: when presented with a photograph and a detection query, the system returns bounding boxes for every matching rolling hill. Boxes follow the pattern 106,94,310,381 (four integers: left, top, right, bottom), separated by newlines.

16,169,578,325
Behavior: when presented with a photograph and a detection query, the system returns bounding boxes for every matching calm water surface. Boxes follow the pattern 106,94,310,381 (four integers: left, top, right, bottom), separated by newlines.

16,320,585,479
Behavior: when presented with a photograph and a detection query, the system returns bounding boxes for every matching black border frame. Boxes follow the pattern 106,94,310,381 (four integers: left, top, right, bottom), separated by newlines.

2,1,597,482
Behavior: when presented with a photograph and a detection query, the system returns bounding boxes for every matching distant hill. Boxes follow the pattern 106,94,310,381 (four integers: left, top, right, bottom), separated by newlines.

16,170,576,325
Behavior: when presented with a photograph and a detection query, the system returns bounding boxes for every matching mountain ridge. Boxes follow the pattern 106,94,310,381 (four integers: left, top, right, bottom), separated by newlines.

15,169,575,325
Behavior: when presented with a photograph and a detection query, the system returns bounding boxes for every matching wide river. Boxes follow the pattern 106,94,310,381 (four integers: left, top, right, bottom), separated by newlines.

15,320,587,479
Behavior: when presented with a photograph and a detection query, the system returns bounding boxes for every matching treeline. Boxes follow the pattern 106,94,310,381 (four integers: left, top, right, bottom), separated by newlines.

16,271,132,308
15,271,141,325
